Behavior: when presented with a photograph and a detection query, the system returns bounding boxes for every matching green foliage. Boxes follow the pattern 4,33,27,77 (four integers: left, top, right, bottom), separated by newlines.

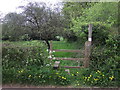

63,2,118,44
79,2,118,25
71,22,110,45
2,40,120,87
2,41,48,79
2,13,26,41
89,35,120,86
83,70,117,87
62,2,95,41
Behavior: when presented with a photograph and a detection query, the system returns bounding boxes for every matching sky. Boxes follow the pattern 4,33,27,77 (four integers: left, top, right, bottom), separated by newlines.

0,0,119,17
0,0,61,17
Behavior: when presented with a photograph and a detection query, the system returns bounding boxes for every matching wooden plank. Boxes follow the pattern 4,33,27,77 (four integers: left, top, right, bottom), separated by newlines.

55,57,85,61
49,41,52,52
52,49,84,53
62,66,81,68
53,61,60,69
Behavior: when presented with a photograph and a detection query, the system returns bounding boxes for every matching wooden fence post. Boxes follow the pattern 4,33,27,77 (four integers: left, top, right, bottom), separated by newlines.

88,24,93,43
84,24,92,68
49,41,52,59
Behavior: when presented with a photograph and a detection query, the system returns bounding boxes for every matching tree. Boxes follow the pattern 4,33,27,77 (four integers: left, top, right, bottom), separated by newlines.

21,2,65,49
61,2,95,41
2,13,26,41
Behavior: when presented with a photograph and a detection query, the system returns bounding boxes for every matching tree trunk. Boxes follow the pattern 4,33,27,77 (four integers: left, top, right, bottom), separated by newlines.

45,40,50,51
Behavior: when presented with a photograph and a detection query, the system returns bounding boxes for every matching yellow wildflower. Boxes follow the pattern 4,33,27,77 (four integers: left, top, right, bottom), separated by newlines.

21,69,24,73
84,77,87,80
88,77,90,79
62,77,64,79
64,77,66,79
97,70,101,73
90,75,92,77
77,72,79,74
94,78,99,81
62,76,66,79
72,74,74,76
18,69,24,73
109,76,114,80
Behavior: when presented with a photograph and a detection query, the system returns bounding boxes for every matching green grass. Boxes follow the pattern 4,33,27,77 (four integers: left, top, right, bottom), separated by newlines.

50,41,84,67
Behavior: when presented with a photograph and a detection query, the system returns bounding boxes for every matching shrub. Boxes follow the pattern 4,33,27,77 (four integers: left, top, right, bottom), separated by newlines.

2,41,48,68
89,35,120,86
2,41,49,84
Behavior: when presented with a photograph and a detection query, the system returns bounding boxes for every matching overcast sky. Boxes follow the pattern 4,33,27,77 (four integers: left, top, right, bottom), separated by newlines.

0,0,61,17
0,0,119,17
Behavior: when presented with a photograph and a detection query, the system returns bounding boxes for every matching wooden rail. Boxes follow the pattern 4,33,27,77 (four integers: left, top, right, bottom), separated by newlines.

51,49,84,53
54,57,85,61
62,66,81,68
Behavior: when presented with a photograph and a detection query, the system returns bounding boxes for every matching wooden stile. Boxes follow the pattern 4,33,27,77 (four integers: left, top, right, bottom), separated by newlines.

49,24,92,69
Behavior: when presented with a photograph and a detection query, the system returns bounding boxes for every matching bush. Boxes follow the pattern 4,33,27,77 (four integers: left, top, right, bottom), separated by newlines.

2,41,49,84
88,35,120,86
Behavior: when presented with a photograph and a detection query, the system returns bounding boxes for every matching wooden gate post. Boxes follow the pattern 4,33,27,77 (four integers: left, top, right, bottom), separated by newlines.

84,24,92,68
49,40,53,59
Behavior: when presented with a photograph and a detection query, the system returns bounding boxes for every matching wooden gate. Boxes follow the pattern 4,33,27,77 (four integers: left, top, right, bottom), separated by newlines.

48,24,92,69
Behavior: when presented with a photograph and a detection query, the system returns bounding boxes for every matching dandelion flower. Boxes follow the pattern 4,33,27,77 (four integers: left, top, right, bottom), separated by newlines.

62,77,64,79
21,69,24,73
97,70,101,73
94,78,98,81
109,76,114,80
90,75,92,77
